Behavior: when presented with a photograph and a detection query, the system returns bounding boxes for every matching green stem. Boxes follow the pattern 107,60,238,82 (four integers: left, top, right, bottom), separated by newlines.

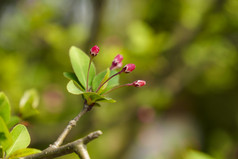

86,56,93,92
95,70,123,93
102,84,132,95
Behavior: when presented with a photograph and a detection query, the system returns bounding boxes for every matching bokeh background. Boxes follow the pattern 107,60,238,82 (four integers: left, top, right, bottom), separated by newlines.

1,0,238,159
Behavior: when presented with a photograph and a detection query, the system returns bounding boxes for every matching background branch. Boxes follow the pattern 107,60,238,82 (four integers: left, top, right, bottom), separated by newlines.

22,130,103,159
85,0,105,51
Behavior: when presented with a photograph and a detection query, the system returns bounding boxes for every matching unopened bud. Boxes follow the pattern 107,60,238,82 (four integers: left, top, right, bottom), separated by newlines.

110,54,123,70
123,64,136,73
133,80,146,87
90,45,100,56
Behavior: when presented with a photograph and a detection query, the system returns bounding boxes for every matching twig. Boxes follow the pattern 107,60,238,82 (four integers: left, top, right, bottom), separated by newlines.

50,103,90,148
22,130,103,159
74,144,90,159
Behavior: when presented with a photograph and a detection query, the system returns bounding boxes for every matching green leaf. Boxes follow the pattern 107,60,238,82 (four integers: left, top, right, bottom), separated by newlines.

92,68,110,94
102,70,120,94
7,116,20,129
83,92,116,105
69,46,96,89
0,117,13,151
67,80,84,95
19,89,39,119
8,148,41,159
0,92,11,123
6,124,30,157
63,72,84,91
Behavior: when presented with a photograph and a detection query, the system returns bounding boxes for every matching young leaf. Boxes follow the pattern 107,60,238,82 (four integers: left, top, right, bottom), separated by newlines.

102,70,120,94
19,89,39,119
63,72,84,91
6,124,30,157
92,68,110,94
69,46,96,89
83,92,116,106
0,92,11,123
98,97,116,103
8,148,41,159
67,81,84,95
0,117,13,151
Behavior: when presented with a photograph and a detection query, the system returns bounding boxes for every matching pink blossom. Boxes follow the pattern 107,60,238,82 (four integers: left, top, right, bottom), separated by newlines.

90,45,100,56
133,80,146,87
110,54,123,70
123,64,136,73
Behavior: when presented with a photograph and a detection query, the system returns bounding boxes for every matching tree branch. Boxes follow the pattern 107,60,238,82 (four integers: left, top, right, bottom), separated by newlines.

22,130,103,159
50,103,90,148
74,144,90,159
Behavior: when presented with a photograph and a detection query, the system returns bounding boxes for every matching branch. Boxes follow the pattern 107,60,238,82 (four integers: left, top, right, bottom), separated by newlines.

22,130,103,159
50,103,90,148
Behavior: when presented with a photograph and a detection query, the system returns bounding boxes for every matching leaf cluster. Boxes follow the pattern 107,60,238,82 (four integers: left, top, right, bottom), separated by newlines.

0,92,40,159
64,46,119,106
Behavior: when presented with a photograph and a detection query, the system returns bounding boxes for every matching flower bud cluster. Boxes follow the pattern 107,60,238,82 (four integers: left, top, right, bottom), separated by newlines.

89,45,146,94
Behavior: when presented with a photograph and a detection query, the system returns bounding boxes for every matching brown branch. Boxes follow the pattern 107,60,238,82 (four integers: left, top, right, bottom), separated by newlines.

74,144,90,159
22,130,103,159
50,103,90,148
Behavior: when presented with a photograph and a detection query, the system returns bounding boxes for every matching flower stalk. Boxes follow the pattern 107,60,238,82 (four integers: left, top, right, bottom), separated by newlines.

95,63,136,93
95,70,123,93
86,45,100,91
86,56,93,92
103,83,133,95
103,80,146,95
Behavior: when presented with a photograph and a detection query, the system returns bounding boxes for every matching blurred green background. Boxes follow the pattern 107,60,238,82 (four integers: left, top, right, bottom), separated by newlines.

0,0,238,159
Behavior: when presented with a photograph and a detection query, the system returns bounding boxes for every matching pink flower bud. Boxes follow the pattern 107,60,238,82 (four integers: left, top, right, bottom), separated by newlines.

90,45,100,56
123,64,136,73
110,54,124,70
133,80,146,87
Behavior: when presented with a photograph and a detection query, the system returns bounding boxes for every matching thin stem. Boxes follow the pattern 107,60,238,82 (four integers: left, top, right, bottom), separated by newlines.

102,84,132,95
50,103,90,148
96,70,123,93
86,56,93,92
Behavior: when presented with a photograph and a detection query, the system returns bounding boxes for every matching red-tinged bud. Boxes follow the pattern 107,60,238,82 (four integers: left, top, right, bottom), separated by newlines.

90,45,100,56
133,80,146,87
123,64,136,73
110,54,124,70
